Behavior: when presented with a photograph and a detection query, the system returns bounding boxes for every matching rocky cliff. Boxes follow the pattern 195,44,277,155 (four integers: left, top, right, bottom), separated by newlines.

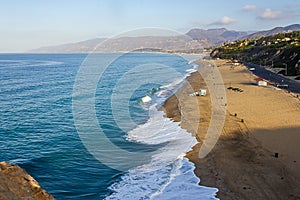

0,161,54,200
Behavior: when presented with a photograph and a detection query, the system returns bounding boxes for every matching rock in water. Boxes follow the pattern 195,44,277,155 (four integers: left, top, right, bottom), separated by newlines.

0,161,55,200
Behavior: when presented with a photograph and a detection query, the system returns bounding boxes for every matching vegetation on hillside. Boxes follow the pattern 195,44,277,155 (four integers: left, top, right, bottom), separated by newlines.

211,31,300,76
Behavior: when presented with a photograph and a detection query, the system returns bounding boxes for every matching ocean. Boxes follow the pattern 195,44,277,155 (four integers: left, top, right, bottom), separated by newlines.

0,53,218,199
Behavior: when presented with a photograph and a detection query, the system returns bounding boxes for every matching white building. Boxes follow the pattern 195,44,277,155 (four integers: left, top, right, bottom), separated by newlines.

255,78,268,86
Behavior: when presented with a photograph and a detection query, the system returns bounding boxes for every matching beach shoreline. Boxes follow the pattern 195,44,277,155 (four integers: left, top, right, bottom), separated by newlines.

162,58,300,199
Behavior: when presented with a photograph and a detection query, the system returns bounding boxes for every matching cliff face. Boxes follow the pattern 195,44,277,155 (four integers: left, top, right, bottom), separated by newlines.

0,161,55,200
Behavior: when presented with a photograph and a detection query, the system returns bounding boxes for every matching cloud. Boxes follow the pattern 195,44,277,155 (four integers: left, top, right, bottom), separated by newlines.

242,5,256,11
210,16,237,26
259,8,290,20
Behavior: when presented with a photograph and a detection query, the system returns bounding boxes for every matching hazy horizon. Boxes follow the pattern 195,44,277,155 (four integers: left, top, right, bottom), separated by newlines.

1,0,300,53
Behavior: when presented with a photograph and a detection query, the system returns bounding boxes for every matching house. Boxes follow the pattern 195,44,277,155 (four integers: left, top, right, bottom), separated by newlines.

254,78,268,86
282,37,291,42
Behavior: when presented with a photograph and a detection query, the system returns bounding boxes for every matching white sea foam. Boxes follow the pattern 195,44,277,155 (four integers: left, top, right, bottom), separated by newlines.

157,66,197,99
185,68,197,73
105,106,218,200
160,63,197,90
106,57,218,199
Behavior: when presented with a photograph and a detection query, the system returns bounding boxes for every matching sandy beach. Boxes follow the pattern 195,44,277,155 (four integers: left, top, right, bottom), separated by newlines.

162,59,300,199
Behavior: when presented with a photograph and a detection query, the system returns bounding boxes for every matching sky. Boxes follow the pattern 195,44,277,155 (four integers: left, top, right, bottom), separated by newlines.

0,0,300,52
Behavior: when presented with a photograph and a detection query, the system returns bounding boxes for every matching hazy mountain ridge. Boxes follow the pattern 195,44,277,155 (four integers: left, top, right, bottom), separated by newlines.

185,28,250,45
29,38,106,53
240,24,300,40
29,24,300,53
29,35,211,53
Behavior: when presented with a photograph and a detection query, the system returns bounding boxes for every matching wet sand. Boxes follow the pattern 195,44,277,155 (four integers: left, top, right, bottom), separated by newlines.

161,59,300,199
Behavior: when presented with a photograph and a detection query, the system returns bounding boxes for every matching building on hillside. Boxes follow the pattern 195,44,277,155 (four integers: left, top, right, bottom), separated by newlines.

282,37,291,42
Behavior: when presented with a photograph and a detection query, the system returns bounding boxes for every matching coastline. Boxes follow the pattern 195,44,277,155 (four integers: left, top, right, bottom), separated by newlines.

161,58,300,199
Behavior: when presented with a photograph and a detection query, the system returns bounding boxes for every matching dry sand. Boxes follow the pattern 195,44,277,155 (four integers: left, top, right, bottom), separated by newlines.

161,59,300,200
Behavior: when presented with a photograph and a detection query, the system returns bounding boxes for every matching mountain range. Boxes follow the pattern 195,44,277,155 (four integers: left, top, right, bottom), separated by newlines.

239,24,300,40
29,24,300,53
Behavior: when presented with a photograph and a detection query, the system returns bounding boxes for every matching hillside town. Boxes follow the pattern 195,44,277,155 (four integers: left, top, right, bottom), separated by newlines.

212,31,300,76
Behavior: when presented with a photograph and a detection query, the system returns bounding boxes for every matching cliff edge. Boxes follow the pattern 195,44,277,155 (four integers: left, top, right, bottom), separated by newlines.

0,161,54,200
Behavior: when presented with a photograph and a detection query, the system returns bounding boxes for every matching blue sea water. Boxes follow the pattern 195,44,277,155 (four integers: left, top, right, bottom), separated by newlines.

0,53,218,199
